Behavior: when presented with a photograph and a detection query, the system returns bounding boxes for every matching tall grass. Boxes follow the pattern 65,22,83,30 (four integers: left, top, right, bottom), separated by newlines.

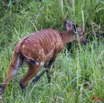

0,0,104,103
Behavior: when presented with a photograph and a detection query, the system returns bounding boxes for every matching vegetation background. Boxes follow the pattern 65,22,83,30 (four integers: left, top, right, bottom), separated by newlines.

0,0,104,103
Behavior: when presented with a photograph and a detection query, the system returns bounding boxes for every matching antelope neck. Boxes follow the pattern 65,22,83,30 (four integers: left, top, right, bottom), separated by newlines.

61,30,74,44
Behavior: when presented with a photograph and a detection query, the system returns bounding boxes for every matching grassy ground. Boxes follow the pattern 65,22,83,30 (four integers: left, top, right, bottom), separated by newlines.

0,0,104,103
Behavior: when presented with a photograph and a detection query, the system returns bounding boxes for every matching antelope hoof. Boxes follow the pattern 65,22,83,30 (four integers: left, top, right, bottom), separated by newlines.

20,82,26,92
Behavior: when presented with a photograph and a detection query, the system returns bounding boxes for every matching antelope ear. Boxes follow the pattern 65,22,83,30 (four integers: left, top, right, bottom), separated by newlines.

64,20,72,30
73,24,78,32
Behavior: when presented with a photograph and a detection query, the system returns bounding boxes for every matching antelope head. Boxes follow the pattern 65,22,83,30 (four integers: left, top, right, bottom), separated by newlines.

64,20,87,44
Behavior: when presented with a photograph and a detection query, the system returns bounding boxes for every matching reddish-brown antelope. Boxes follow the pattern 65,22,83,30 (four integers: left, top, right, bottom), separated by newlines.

0,20,87,96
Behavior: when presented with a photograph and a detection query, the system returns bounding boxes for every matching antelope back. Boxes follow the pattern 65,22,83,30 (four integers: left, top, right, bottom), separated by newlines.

20,28,63,66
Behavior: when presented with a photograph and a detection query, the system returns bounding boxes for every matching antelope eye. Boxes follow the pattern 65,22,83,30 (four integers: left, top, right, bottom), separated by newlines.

81,32,84,35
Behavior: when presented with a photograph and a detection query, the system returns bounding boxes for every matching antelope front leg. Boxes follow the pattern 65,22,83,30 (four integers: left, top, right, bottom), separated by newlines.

46,70,51,83
45,53,59,83
46,60,54,83
32,60,54,84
